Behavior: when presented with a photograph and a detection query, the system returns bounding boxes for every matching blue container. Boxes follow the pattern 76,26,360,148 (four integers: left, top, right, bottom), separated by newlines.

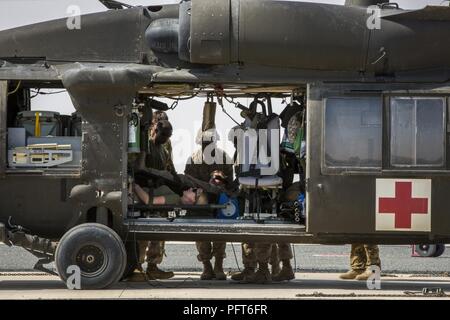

216,193,240,219
298,192,306,219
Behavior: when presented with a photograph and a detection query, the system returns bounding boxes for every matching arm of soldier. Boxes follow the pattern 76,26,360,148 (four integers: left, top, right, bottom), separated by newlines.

133,183,166,205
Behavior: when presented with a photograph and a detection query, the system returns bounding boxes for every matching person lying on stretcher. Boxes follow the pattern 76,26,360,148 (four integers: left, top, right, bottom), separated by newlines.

133,183,203,206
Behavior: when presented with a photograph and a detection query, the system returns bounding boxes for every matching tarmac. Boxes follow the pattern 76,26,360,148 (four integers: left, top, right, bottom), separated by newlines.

0,272,449,300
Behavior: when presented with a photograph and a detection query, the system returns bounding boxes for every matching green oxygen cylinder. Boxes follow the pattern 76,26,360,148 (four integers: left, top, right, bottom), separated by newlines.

128,109,140,153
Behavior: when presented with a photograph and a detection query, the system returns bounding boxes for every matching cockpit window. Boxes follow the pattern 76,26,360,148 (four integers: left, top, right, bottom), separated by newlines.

390,97,445,167
324,97,382,169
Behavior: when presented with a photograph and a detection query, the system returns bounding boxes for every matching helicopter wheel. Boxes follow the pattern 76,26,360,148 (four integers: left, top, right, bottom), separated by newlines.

55,223,126,289
433,244,446,257
414,244,437,257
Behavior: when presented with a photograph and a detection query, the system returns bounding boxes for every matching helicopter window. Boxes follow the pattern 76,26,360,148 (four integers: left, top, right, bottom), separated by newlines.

390,97,445,168
324,97,382,168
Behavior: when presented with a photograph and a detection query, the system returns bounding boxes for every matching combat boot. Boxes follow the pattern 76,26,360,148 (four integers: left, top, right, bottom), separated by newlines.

272,260,295,282
126,268,146,282
339,269,364,280
200,261,215,280
355,266,379,281
213,258,227,280
146,263,175,280
231,267,255,281
243,263,272,284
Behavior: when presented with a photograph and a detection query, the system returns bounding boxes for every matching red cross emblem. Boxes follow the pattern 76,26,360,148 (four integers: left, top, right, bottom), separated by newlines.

378,182,428,229
376,179,431,232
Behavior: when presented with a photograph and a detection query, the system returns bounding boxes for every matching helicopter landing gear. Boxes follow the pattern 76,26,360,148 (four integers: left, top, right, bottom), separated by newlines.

55,223,126,289
413,244,446,257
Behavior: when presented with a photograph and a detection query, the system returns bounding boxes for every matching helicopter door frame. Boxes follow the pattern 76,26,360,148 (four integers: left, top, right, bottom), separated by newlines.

0,81,7,178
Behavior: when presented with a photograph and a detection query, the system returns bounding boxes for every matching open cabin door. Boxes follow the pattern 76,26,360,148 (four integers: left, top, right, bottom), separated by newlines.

306,83,450,242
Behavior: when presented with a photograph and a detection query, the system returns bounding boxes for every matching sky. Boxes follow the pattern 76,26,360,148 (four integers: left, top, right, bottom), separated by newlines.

0,0,446,172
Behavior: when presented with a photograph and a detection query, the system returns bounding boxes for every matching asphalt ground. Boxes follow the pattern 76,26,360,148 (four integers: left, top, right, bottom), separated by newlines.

1,243,449,275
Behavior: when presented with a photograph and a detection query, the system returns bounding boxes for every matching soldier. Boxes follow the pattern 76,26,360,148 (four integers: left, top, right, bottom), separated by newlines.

339,244,381,280
185,129,233,183
271,243,295,282
231,244,274,280
242,243,274,284
152,110,173,160
185,129,233,280
271,182,299,282
138,119,177,280
230,242,294,283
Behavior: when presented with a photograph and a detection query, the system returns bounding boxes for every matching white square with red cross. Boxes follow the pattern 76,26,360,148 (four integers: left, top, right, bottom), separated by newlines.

375,179,431,232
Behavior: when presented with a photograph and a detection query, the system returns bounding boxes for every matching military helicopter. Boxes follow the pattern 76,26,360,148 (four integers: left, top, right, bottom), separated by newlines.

0,0,449,289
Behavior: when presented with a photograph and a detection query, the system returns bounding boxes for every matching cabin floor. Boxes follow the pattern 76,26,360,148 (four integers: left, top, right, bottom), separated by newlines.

124,217,308,243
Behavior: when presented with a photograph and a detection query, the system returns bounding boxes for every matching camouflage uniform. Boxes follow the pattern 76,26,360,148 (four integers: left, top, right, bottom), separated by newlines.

350,244,381,271
241,243,257,269
140,137,177,270
145,138,175,174
137,185,181,266
184,134,233,279
152,110,173,172
196,242,227,262
185,148,233,185
241,242,293,272
236,181,297,283
287,110,306,171
339,244,381,280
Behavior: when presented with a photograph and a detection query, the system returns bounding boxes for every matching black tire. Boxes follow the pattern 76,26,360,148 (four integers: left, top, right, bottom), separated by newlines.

433,244,446,257
55,223,126,289
122,241,140,280
414,244,437,257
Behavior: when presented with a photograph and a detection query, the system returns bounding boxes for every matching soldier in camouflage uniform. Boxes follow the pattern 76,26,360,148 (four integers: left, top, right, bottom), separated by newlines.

185,129,233,280
340,244,381,280
140,119,177,280
231,241,295,283
185,129,234,183
152,110,173,160
245,243,273,284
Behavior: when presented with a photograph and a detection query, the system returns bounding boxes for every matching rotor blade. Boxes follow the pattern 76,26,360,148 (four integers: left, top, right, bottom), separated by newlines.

98,0,134,10
382,6,450,22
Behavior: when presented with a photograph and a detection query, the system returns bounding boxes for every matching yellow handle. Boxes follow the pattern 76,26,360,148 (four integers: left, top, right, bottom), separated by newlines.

35,112,41,137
